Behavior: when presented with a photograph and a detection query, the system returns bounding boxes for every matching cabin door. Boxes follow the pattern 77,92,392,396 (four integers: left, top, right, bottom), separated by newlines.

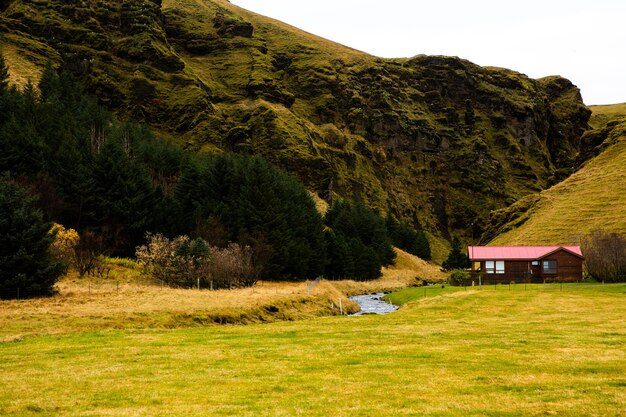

530,261,541,280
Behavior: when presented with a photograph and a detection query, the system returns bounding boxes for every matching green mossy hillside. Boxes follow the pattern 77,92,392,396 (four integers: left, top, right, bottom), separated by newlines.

481,118,626,245
0,0,592,241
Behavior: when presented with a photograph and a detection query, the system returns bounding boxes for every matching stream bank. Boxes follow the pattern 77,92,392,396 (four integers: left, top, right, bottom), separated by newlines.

349,293,398,316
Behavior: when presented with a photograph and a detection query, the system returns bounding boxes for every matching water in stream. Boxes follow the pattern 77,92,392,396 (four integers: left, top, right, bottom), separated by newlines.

349,293,399,316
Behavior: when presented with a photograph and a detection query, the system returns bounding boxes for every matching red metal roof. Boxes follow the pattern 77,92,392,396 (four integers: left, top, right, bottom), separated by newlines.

467,246,583,261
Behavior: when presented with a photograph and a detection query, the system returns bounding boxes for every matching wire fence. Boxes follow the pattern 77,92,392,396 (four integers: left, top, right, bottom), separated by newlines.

0,279,622,301
444,281,620,293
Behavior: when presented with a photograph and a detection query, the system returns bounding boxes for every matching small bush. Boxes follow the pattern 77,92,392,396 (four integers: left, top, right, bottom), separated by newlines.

449,269,471,286
442,236,470,271
581,230,626,282
49,223,79,272
136,234,257,289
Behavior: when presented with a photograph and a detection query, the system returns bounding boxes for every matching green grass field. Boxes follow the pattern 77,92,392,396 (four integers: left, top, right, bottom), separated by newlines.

1,284,624,416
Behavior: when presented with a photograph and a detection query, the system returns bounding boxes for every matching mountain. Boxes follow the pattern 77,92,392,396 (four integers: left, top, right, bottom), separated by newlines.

482,108,626,245
0,0,591,241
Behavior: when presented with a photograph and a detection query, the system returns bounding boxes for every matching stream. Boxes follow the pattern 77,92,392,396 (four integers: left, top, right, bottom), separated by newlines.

349,293,399,316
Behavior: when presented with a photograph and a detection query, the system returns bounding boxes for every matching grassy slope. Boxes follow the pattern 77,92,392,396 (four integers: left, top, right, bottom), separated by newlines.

484,102,626,246
0,284,624,416
588,103,626,129
0,249,444,341
489,134,626,245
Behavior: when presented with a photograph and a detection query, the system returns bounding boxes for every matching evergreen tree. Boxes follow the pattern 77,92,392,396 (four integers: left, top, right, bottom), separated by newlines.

0,54,9,93
0,176,64,298
442,236,470,271
326,200,395,267
174,160,203,233
180,154,326,280
324,230,354,279
0,54,10,129
88,139,156,255
38,62,61,103
228,156,325,279
349,238,383,280
0,79,47,175
414,229,431,260
385,214,431,260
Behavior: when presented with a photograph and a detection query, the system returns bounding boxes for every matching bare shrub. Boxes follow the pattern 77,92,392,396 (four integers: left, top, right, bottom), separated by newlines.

74,231,108,278
135,234,188,287
136,234,257,289
581,230,626,282
206,244,256,288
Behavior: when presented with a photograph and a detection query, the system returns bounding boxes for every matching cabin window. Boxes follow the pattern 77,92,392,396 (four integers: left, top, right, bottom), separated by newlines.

485,261,505,274
543,260,557,274
531,261,540,266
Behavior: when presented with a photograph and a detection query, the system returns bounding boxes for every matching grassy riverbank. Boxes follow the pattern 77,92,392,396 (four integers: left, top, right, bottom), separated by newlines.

1,284,624,416
0,248,444,340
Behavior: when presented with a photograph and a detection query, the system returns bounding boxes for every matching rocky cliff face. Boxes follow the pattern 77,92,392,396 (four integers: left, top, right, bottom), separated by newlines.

0,0,591,240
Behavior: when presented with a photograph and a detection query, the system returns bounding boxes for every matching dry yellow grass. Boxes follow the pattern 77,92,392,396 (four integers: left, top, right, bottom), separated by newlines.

0,248,442,340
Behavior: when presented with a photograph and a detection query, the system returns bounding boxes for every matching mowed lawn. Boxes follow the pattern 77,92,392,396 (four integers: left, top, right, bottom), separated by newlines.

1,285,624,416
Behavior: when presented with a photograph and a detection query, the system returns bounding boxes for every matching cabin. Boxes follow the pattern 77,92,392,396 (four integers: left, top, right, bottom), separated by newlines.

467,246,584,284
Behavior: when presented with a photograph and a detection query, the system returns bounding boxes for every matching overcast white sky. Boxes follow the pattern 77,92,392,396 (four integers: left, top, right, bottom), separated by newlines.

230,0,625,105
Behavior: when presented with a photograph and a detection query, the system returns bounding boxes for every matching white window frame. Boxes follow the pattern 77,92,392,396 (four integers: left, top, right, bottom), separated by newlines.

485,260,505,274
543,260,557,274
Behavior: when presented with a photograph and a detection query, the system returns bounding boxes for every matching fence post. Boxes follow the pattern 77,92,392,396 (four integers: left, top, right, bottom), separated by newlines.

210,280,213,291
197,278,200,290
339,298,343,316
